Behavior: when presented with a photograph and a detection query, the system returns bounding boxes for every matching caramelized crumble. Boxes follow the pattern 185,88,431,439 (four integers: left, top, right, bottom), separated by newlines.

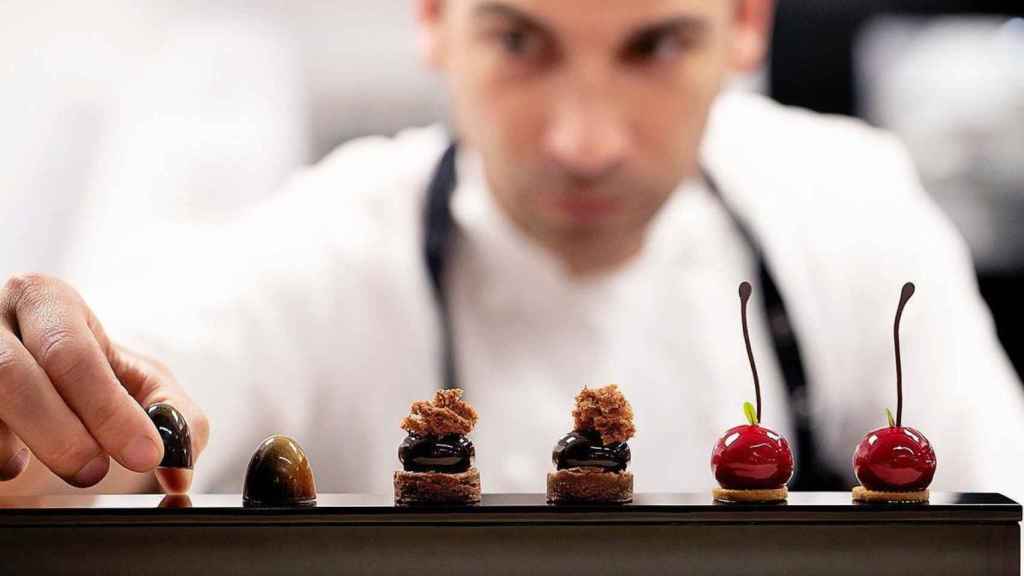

572,385,636,445
401,389,479,438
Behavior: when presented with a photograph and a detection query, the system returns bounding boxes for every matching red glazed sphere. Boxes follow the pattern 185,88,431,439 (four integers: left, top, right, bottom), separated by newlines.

711,425,795,490
853,426,936,492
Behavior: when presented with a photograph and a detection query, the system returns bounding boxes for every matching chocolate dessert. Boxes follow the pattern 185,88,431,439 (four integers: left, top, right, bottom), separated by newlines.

394,389,481,505
547,385,635,504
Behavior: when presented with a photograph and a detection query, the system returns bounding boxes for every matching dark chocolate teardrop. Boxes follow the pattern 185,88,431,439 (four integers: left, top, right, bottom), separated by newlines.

146,404,193,469
243,435,317,507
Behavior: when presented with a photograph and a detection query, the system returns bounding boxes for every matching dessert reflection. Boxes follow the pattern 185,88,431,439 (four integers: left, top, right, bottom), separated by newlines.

158,494,193,509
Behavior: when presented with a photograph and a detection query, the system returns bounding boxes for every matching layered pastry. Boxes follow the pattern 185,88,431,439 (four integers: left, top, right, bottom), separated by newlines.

711,283,794,503
852,283,936,503
395,389,481,505
547,385,635,504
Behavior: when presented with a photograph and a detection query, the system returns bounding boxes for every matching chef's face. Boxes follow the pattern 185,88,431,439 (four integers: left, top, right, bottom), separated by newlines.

419,0,772,272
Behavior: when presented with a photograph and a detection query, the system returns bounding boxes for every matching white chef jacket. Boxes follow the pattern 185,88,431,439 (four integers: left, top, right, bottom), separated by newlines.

80,91,1024,504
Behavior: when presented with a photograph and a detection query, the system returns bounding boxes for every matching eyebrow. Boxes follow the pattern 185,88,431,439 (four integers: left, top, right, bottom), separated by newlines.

471,3,710,53
472,2,555,36
625,15,709,45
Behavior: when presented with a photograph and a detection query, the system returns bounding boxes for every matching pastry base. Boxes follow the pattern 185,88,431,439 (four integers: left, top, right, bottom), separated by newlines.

713,486,788,503
852,485,929,503
394,468,481,506
546,468,633,504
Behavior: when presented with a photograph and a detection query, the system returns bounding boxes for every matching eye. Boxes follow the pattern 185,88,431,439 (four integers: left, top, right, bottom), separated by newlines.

496,26,547,60
501,28,530,55
623,31,685,64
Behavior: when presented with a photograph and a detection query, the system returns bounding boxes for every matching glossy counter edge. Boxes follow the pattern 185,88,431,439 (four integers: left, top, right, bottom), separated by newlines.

0,492,1018,527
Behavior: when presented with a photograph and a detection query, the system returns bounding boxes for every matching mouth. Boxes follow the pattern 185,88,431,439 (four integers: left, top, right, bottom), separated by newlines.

546,194,622,222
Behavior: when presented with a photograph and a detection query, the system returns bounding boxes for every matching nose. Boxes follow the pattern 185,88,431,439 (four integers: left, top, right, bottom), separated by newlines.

543,89,630,181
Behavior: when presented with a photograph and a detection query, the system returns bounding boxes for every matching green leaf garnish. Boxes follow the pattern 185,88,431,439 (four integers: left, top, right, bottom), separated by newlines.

886,408,896,428
744,402,759,426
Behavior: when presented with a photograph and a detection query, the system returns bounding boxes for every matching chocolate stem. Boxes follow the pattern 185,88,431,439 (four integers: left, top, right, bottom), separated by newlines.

739,282,761,424
894,282,916,428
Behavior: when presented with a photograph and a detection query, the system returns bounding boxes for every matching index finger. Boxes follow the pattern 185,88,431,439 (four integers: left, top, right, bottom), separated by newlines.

7,277,164,474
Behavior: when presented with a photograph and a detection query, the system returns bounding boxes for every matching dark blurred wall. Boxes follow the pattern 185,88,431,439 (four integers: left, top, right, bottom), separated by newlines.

769,0,1024,380
771,0,1023,117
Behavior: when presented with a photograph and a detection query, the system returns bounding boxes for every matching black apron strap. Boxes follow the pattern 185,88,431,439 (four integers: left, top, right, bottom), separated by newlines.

422,143,460,391
422,143,844,489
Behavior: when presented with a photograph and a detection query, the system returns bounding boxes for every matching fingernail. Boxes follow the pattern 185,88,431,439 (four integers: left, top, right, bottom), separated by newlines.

72,455,109,487
0,448,30,481
123,435,161,471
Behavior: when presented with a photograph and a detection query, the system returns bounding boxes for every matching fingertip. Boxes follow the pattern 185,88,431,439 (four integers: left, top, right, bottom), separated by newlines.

70,454,110,488
155,468,192,495
0,448,30,482
121,434,163,473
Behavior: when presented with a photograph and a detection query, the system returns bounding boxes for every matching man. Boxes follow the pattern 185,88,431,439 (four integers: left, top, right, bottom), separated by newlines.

1,0,1022,505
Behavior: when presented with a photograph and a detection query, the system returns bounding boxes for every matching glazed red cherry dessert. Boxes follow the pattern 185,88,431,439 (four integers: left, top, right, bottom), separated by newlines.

852,283,937,503
711,282,794,503
853,424,936,492
712,418,794,491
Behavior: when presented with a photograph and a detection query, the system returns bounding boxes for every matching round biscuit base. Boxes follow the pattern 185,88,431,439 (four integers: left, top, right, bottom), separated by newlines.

394,468,481,506
712,486,788,503
546,468,633,504
852,485,929,503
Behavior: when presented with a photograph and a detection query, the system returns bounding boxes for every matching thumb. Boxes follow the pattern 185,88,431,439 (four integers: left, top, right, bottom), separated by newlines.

106,344,210,495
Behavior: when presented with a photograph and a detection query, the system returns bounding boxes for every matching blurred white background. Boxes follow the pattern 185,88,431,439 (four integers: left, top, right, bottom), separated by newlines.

0,1,447,282
858,16,1024,273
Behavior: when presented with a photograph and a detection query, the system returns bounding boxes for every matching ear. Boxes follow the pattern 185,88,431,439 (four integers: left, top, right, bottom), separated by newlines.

730,0,775,73
417,0,447,69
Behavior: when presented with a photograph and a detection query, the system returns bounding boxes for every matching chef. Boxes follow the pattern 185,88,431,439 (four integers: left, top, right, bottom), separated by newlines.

1,0,1022,514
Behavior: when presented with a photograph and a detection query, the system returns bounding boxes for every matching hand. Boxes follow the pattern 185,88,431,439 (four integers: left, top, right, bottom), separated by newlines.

0,274,208,493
